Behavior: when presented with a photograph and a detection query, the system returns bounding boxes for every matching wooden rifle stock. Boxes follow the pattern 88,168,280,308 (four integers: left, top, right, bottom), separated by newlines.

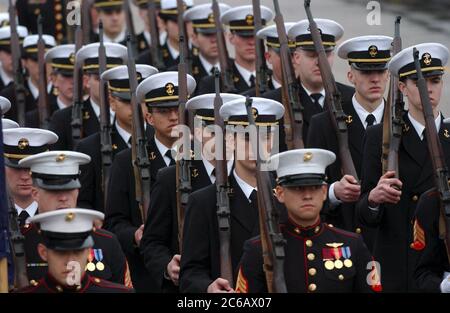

37,15,50,129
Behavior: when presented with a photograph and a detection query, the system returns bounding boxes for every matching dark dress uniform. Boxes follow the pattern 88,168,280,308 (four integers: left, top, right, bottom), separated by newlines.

1,80,37,123
16,274,134,293
25,92,60,128
136,41,179,70
104,135,169,292
140,160,213,293
49,98,100,150
413,188,450,292
22,222,131,286
195,61,255,95
307,98,383,247
179,174,260,293
355,114,450,292
0,75,12,93
120,32,150,55
236,220,380,293
76,124,129,211
262,82,355,152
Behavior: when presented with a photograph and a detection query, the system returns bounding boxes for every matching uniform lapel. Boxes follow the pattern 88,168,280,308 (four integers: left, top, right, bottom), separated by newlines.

229,175,258,236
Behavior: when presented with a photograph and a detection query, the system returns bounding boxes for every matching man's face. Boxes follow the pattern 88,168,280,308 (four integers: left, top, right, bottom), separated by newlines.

24,58,39,82
5,166,33,198
293,49,334,87
275,184,327,225
32,188,79,213
165,19,179,43
399,75,443,111
98,9,125,35
234,129,273,172
0,50,13,74
53,73,74,103
348,68,389,104
192,32,218,60
86,74,100,103
110,95,132,129
229,33,256,63
266,49,282,82
38,244,89,286
146,106,179,139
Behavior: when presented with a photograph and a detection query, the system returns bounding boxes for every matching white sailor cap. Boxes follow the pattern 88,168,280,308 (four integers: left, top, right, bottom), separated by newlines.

221,5,274,37
388,42,449,79
219,97,284,127
2,119,19,129
256,23,296,50
101,64,158,101
337,35,393,71
186,93,245,123
45,44,76,75
22,34,56,60
0,26,28,51
160,0,194,19
0,96,11,115
288,18,344,51
76,42,128,74
3,128,58,168
19,151,91,190
29,208,104,251
184,3,231,34
136,71,196,108
268,148,336,187
0,12,18,27
94,0,124,11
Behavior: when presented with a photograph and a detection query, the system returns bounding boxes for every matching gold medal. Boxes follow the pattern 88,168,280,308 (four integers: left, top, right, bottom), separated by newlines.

344,259,353,268
334,259,343,269
86,262,96,272
324,260,334,270
96,261,105,271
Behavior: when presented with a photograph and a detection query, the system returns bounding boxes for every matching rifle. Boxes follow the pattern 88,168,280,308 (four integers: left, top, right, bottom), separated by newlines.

273,0,304,149
71,24,84,148
244,97,287,293
212,0,237,93
147,0,166,70
123,0,138,58
81,0,91,45
36,15,50,129
177,0,192,75
382,16,404,176
98,22,113,206
252,0,269,96
8,0,26,126
176,35,192,252
304,0,358,180
126,35,151,223
213,69,233,286
413,48,450,262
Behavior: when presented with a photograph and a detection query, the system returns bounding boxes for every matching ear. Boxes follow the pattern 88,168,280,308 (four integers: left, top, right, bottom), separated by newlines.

347,69,354,85
274,185,285,203
109,95,117,112
31,186,39,203
37,243,48,262
398,80,407,96
191,32,199,47
321,184,328,201
228,32,235,45
264,51,271,63
83,74,90,89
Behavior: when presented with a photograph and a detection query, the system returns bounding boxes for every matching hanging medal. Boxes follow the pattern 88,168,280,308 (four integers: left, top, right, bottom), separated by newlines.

95,249,105,271
86,248,96,272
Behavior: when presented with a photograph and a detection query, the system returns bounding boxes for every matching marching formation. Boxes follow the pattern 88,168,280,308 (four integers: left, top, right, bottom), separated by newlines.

0,0,449,294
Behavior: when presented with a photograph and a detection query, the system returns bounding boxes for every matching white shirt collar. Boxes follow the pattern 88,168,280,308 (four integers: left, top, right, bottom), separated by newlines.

15,201,38,219
272,77,282,89
90,98,115,123
159,31,167,45
144,30,167,46
234,61,256,87
167,40,180,60
0,64,12,86
115,121,132,147
352,95,385,129
154,136,174,166
302,84,325,108
143,31,151,45
56,97,68,110
408,112,442,140
233,169,256,202
104,29,126,43
27,78,39,99
199,53,219,75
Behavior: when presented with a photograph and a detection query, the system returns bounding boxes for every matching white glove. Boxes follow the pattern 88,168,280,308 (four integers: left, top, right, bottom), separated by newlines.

440,272,450,293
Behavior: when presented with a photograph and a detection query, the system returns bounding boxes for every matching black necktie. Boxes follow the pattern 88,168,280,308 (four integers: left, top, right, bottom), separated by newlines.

210,66,218,75
366,114,376,127
249,75,256,88
165,150,176,166
18,210,29,227
249,189,258,209
128,137,132,146
422,129,427,142
310,93,323,111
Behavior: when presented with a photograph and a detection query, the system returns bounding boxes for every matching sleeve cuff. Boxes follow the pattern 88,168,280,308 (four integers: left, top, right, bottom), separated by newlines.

328,182,342,206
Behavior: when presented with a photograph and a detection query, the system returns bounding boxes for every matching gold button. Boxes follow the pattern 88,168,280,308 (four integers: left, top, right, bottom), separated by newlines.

355,228,362,234
94,278,101,283
56,285,63,292
338,274,344,281
412,195,418,202
55,3,62,11
294,227,300,234
56,23,63,31
314,226,320,233
34,8,40,15
57,34,63,41
24,223,30,229
308,268,317,276
308,283,317,292
76,285,81,291
328,224,334,228
29,279,38,286
307,253,315,261
305,240,313,247
55,13,63,21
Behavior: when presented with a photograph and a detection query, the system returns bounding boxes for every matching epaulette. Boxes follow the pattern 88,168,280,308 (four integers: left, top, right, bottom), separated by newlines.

325,224,359,239
89,276,133,292
93,227,114,239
